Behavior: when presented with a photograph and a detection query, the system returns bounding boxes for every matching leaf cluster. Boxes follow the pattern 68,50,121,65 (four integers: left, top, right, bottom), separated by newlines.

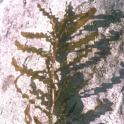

12,2,98,124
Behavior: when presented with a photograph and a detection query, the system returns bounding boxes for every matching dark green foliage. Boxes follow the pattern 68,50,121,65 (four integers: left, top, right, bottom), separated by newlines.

11,2,99,124
84,9,124,31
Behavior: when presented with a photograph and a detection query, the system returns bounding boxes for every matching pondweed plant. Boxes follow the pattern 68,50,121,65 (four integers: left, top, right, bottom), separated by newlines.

12,2,98,124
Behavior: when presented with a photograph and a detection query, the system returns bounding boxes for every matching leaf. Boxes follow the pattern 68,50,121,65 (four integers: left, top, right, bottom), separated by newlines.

58,7,97,40
66,8,96,37
56,3,75,40
75,8,96,29
14,75,29,98
69,32,97,49
37,3,58,27
21,31,50,39
11,57,47,81
15,40,49,57
57,47,92,72
37,3,52,18
57,32,98,53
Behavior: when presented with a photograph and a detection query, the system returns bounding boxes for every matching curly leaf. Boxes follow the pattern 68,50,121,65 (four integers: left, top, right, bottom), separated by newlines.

75,8,96,29
15,40,49,57
12,58,47,81
57,32,97,54
37,3,58,25
21,31,49,39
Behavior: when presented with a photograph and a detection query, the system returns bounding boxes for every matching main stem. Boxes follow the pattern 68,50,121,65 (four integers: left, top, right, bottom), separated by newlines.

49,39,57,124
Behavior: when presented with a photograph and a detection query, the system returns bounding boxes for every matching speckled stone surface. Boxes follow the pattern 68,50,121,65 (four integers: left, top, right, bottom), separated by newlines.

0,0,124,123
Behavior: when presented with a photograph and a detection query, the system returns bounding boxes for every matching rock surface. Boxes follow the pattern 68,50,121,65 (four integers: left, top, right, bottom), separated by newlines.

0,0,124,124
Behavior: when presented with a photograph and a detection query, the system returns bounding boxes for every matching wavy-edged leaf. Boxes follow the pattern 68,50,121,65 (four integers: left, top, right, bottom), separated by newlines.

58,7,96,40
15,40,49,57
21,31,49,39
57,32,98,53
57,46,93,72
75,8,96,28
37,3,58,25
68,32,98,50
67,8,96,36
57,3,75,40
14,75,30,100
37,4,52,18
12,58,47,81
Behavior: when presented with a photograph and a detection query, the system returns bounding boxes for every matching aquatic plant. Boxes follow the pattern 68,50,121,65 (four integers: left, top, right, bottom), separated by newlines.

12,2,97,124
